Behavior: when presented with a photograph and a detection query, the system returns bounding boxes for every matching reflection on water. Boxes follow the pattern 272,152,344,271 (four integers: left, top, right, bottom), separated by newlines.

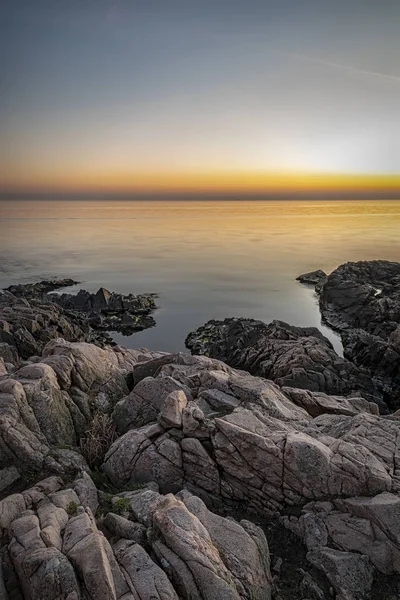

1,199,400,355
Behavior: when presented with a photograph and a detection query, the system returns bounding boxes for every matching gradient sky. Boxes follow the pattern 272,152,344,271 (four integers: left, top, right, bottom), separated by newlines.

1,0,400,196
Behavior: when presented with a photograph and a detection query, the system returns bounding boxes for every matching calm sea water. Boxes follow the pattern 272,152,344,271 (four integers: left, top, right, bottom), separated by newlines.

1,199,400,355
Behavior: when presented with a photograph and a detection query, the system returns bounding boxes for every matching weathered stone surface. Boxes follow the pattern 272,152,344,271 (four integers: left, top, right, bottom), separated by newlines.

307,546,373,600
104,354,393,517
114,539,178,600
158,389,188,428
0,378,50,471
178,489,272,597
185,318,378,404
3,262,400,598
113,376,192,434
42,339,130,398
0,478,272,600
0,466,20,494
283,386,379,418
72,471,99,515
103,513,146,544
51,285,157,335
304,260,400,408
150,493,272,599
15,362,76,446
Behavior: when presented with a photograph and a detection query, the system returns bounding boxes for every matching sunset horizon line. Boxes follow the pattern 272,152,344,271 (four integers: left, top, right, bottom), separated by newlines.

1,171,400,200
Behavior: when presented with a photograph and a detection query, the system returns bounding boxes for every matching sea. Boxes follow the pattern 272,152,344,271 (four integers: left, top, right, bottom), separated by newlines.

1,199,400,356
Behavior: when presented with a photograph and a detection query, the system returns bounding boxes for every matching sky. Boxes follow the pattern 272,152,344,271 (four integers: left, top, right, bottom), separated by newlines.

1,0,400,197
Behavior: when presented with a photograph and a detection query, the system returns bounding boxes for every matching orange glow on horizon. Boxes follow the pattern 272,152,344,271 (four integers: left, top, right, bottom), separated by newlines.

1,170,400,196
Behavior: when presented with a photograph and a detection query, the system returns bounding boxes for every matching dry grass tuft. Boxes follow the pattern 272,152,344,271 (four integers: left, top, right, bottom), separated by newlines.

79,412,118,469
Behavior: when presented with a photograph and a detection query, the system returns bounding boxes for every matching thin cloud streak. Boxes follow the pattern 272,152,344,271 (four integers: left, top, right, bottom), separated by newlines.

289,53,400,84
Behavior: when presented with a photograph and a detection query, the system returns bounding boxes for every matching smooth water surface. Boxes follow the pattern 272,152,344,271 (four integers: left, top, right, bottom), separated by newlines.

1,199,400,354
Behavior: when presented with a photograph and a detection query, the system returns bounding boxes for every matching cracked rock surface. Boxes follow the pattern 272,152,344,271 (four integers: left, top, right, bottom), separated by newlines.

2,262,400,600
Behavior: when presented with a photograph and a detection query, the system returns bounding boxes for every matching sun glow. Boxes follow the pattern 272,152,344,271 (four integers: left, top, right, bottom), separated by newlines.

1,169,400,198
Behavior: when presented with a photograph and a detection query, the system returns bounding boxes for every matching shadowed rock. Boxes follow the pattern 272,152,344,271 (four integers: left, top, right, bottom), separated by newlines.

299,260,400,409
185,317,380,405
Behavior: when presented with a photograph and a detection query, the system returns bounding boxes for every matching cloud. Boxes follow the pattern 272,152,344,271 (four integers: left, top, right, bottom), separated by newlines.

289,53,400,84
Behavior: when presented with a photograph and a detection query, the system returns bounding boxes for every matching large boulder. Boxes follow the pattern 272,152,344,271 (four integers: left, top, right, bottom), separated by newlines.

103,354,394,516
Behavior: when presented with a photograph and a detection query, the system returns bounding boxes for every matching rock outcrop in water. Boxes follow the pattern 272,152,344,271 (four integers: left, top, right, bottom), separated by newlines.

0,279,157,361
300,260,400,409
1,262,400,600
185,318,384,408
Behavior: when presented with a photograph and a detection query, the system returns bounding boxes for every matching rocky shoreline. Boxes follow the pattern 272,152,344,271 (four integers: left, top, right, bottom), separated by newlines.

0,279,157,362
1,261,400,599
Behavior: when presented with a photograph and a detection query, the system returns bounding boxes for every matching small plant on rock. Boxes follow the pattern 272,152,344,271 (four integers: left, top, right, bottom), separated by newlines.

112,497,131,515
67,501,78,516
79,412,118,469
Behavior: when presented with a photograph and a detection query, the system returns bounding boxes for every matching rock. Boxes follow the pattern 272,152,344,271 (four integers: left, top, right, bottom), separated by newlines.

103,513,146,544
103,353,396,518
0,493,26,531
113,539,178,600
15,362,76,446
113,376,192,434
72,471,99,514
51,286,157,335
0,342,19,367
0,278,158,365
6,279,78,298
150,493,272,599
3,262,400,597
42,339,130,399
63,508,127,599
0,287,89,361
299,571,326,600
185,318,379,405
178,490,272,597
0,466,21,494
0,378,50,471
282,387,379,418
158,390,188,428
307,546,373,600
0,479,272,600
296,270,327,286
282,512,328,550
0,358,7,377
313,261,400,408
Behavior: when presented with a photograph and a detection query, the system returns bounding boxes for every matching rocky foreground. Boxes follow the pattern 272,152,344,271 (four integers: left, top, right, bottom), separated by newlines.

1,261,400,600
